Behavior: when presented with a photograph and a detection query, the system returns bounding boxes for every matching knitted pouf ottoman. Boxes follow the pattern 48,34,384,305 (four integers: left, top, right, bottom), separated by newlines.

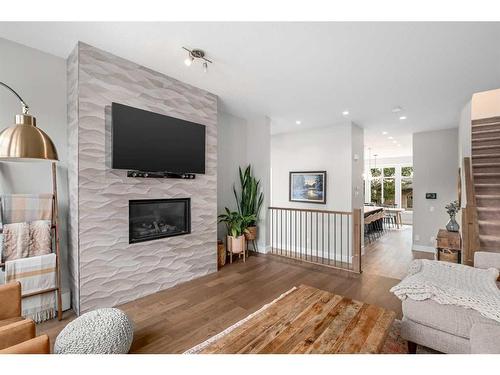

54,308,134,354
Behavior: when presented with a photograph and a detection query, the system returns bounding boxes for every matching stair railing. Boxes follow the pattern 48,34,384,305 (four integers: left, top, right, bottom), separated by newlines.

462,157,480,265
268,207,362,273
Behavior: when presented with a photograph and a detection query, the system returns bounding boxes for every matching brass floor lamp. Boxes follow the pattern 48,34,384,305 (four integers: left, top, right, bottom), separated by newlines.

0,81,62,320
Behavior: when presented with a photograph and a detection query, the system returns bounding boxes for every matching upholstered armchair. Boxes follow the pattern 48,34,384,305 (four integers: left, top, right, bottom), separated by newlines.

0,282,50,354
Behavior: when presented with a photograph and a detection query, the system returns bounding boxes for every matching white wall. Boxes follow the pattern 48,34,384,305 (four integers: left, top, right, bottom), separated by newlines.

458,100,472,208
269,123,361,262
351,124,364,211
246,116,271,250
271,124,352,212
217,111,271,251
0,38,69,291
413,128,458,252
217,111,247,238
472,88,500,120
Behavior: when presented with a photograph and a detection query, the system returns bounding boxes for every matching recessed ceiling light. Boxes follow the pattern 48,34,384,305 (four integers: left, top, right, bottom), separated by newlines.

392,106,403,113
392,140,397,144
342,110,349,116
399,116,407,120
296,120,301,125
397,144,401,147
388,136,394,140
382,131,388,135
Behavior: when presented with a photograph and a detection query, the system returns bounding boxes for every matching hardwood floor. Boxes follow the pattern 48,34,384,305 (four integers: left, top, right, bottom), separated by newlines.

362,225,434,280
38,253,403,353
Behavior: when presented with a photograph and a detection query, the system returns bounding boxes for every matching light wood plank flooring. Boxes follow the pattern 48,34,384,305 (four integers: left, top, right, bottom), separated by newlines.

38,254,403,353
362,225,434,279
38,226,434,353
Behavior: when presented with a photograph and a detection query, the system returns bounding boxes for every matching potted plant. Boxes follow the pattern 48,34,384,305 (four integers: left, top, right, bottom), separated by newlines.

233,165,264,243
218,208,256,256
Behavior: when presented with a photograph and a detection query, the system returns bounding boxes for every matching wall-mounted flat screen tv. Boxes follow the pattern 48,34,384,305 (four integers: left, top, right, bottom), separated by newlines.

111,103,206,174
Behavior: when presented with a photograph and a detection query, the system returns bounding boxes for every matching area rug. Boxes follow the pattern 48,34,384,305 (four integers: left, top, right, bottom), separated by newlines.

185,286,434,354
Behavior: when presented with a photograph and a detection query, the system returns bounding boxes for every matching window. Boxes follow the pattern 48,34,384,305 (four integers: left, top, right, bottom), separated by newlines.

401,166,413,210
366,164,413,209
370,168,382,204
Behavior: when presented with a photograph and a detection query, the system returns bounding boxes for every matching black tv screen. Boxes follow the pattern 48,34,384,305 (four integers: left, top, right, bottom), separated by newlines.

111,103,206,174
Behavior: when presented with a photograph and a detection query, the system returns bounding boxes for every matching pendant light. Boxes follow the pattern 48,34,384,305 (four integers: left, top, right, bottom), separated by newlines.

0,82,58,161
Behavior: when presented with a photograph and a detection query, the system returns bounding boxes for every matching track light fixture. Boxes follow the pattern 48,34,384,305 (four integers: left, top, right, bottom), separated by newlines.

182,47,213,72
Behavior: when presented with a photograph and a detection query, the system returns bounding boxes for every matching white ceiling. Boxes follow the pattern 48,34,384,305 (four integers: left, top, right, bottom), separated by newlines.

1,22,500,158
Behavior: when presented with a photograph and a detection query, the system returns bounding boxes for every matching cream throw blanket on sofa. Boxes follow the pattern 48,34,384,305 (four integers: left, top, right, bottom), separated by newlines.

391,259,500,323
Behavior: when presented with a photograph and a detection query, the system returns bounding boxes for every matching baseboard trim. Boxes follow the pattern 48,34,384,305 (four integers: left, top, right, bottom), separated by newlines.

412,244,435,253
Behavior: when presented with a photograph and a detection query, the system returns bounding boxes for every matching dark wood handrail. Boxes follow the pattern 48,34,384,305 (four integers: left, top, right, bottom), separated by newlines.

268,206,352,215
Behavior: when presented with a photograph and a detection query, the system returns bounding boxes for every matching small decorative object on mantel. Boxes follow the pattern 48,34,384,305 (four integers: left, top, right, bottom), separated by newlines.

445,200,460,232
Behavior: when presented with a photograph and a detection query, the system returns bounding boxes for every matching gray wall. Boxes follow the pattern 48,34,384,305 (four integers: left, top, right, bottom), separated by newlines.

217,111,247,239
68,43,218,313
413,128,459,252
0,37,70,292
217,111,271,251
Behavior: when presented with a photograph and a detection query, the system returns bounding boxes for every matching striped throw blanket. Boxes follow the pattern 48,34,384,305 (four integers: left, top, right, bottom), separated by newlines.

1,194,53,225
5,254,57,323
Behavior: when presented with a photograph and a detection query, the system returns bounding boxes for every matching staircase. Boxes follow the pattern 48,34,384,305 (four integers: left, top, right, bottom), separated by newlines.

471,116,500,253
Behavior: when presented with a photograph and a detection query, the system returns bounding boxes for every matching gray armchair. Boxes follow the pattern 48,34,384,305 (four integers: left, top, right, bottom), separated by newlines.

401,252,500,354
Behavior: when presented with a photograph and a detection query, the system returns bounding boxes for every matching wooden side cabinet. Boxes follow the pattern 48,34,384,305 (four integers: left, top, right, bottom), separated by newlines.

436,229,462,264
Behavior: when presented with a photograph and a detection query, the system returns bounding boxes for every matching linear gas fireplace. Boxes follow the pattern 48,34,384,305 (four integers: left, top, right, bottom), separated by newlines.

129,198,191,244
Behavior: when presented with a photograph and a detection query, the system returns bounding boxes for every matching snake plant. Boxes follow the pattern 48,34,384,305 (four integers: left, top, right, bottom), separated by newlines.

233,165,264,226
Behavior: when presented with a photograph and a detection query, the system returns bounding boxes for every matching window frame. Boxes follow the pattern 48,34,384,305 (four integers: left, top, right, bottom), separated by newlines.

366,164,413,210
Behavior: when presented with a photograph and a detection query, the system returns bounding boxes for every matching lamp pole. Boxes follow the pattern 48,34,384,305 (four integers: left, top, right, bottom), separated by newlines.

0,81,29,114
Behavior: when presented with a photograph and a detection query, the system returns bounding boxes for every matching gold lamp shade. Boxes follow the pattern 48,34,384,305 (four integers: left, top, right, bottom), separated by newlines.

0,114,58,161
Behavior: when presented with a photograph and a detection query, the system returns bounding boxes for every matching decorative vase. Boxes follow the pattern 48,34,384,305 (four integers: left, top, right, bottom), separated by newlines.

244,226,257,241
446,214,460,232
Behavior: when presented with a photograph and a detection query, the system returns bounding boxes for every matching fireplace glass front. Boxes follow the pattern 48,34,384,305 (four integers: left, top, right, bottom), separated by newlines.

129,198,191,243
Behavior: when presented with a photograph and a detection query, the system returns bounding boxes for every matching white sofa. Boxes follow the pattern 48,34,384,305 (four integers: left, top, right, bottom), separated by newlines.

401,251,500,354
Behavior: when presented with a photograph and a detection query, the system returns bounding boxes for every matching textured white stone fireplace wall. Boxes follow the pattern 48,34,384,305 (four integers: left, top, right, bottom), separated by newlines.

67,43,217,314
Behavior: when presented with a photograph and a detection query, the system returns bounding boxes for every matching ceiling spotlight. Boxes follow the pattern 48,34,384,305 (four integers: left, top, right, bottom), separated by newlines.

388,136,394,140
392,140,397,144
392,106,403,113
382,131,388,135
296,120,301,125
342,110,349,116
182,47,213,72
399,116,407,120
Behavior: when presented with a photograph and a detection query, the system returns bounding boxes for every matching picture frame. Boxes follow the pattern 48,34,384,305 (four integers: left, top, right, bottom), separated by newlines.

289,171,327,204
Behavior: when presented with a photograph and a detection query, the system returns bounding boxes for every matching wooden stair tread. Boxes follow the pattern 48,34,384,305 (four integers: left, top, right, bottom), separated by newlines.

479,234,500,241
472,162,500,167
472,153,500,159
476,194,500,198
472,136,500,142
472,128,500,135
477,207,500,211
478,219,500,225
475,183,500,187
473,172,500,176
472,117,500,126
472,145,500,150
